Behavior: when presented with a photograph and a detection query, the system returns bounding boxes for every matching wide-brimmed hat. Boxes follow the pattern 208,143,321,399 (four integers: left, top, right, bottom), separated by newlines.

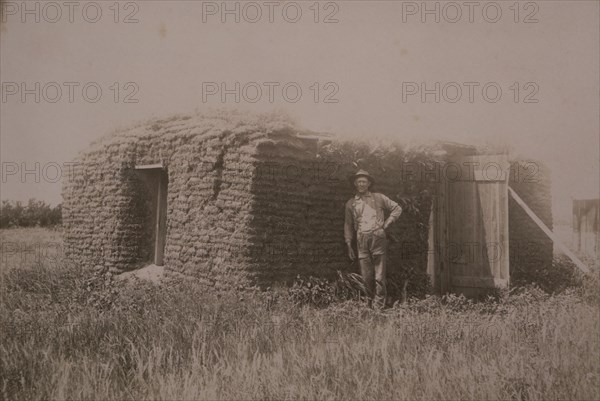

350,169,375,185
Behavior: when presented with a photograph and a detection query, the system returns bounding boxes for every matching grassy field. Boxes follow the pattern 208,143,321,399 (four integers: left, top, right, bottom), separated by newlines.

1,228,599,401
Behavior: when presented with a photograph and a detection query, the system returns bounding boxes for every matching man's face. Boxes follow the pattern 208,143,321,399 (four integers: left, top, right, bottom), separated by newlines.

354,177,371,193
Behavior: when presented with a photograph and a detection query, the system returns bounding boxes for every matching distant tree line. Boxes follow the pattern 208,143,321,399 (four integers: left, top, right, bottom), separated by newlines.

0,199,62,228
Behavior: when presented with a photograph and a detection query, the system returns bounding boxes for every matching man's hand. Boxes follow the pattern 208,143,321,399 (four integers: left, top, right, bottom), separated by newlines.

347,244,356,261
383,220,391,230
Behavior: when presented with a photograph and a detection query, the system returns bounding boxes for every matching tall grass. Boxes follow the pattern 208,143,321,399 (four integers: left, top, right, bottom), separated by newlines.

1,229,599,400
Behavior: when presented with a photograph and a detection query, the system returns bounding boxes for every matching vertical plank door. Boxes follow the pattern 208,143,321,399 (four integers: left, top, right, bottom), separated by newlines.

445,155,509,297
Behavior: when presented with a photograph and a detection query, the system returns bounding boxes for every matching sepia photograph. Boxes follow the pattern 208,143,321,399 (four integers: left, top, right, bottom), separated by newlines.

1,1,599,400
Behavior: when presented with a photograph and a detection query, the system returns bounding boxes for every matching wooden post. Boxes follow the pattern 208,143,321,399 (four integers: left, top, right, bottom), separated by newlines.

437,177,450,294
155,171,168,266
426,207,436,290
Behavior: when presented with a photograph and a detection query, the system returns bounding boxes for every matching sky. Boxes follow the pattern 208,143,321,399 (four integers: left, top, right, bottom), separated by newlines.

1,0,599,222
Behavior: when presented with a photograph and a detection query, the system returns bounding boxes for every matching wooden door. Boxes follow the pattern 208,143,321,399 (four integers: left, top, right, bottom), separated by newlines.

443,155,509,297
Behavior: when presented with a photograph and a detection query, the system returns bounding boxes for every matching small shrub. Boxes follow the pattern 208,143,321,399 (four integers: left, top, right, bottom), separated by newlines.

288,275,337,307
512,254,586,294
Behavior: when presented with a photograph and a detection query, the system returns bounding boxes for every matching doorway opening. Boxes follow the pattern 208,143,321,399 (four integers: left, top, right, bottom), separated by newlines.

134,164,168,266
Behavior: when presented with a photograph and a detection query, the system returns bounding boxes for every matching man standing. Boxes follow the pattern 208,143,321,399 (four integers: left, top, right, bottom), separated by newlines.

344,170,402,308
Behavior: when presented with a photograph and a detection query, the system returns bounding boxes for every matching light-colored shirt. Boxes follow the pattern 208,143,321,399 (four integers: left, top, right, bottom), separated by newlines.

344,191,402,244
357,198,378,232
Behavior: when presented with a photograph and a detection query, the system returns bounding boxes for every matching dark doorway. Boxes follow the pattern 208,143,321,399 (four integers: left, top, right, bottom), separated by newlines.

134,164,168,266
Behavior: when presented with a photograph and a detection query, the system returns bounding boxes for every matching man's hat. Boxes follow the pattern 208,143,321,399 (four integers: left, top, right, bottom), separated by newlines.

351,169,375,185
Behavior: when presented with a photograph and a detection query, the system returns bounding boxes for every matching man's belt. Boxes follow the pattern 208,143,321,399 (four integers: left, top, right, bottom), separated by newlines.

357,227,384,235
357,227,400,243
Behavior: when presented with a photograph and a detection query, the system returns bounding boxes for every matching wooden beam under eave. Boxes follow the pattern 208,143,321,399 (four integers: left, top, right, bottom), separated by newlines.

135,163,165,170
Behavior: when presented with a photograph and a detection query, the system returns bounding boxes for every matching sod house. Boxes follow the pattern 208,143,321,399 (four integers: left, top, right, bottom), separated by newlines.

62,111,553,296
